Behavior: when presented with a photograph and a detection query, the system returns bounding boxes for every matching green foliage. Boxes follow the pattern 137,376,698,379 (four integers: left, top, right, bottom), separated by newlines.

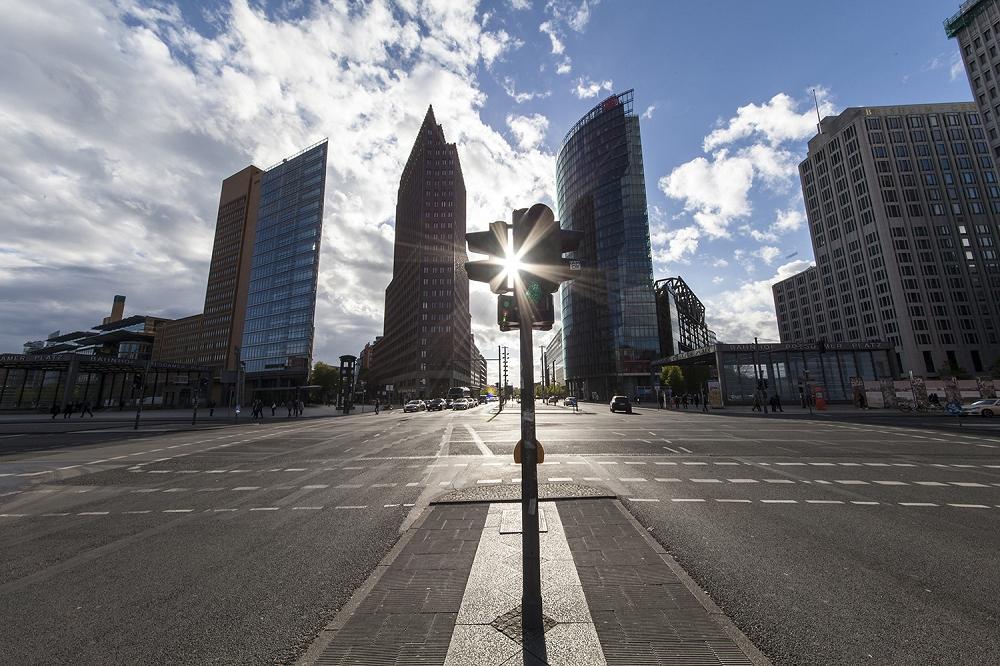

659,365,685,394
310,362,341,403
947,362,971,380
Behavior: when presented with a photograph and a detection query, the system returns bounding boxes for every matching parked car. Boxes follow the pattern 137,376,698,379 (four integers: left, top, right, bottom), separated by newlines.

445,399,454,408
427,398,446,411
403,400,426,413
452,398,469,410
609,395,632,414
564,396,577,407
962,398,1000,417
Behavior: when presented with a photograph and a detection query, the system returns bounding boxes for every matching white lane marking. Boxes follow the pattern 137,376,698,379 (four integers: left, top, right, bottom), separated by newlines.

549,477,573,482
691,478,721,483
406,482,420,487
42,513,71,516
850,501,880,505
714,462,740,466
655,462,677,465
654,478,681,482
671,498,705,502
764,479,794,484
212,508,238,512
302,484,329,489
805,500,844,504
716,499,752,503
728,479,758,483
163,509,193,513
900,503,938,507
371,483,397,488
249,507,279,511
948,503,990,509
624,461,646,465
232,486,260,491
463,424,495,457
293,506,323,510
835,480,869,485
682,462,707,466
446,502,606,665
285,468,307,472
336,484,362,489
950,482,989,487
628,498,659,502
873,481,908,486
78,511,109,516
477,479,502,485
761,499,797,504
678,447,693,453
619,477,647,482
335,505,367,510
916,481,948,486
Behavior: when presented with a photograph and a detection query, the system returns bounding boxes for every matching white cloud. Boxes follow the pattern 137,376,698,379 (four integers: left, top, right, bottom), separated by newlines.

773,207,805,233
546,0,599,32
740,225,779,243
659,89,835,239
509,0,531,9
711,258,729,268
950,50,965,81
712,276,724,284
501,76,551,103
705,259,814,342
0,0,558,366
703,89,834,151
539,20,564,54
555,58,572,75
506,113,550,151
754,245,781,265
650,224,700,265
573,77,613,99
658,151,753,238
641,104,656,119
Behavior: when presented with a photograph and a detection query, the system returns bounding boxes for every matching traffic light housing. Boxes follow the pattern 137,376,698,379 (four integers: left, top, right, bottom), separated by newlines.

132,374,143,390
498,294,520,331
465,220,511,294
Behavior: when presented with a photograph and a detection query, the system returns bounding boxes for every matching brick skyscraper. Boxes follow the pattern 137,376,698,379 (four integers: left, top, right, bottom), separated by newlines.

374,106,471,400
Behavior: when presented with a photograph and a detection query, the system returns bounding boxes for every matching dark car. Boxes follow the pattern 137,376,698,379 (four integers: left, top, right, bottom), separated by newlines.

610,395,632,414
427,398,446,411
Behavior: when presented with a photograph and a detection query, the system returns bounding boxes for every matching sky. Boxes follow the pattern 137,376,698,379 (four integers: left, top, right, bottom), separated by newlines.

0,0,977,387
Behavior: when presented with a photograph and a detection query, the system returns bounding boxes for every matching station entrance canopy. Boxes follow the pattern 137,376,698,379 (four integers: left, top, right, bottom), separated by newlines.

652,341,898,406
0,353,212,412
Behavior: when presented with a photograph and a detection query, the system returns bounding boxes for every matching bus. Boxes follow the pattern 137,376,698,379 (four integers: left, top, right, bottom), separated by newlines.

447,386,471,401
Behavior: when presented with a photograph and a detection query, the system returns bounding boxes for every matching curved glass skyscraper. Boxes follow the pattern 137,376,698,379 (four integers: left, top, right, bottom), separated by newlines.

556,89,660,401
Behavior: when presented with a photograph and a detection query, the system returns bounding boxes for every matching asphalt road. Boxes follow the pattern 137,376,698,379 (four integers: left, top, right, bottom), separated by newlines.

2,402,998,664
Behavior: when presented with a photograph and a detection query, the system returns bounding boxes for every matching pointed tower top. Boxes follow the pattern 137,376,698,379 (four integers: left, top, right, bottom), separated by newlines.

422,104,437,126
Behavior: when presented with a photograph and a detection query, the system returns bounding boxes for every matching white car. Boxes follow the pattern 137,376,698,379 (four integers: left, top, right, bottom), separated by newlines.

962,398,1000,417
452,398,468,410
403,400,426,413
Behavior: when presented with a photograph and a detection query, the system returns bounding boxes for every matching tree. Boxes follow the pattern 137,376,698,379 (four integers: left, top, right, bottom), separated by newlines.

310,362,341,404
659,365,685,395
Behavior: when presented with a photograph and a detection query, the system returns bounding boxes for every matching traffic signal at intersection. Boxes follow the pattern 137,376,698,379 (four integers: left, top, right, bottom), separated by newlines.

466,203,584,332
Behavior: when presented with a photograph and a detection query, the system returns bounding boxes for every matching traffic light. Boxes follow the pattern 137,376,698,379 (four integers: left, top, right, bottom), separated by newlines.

132,374,143,390
465,220,511,294
511,204,584,331
498,294,520,331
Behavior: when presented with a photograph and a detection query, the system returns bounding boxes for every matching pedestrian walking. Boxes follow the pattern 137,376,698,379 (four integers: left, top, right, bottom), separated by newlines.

673,395,681,409
752,393,762,412
208,400,215,417
271,402,277,416
50,402,61,420
375,398,380,415
297,399,304,416
63,402,74,418
702,391,709,412
80,400,94,418
693,393,700,408
286,400,293,417
772,393,783,412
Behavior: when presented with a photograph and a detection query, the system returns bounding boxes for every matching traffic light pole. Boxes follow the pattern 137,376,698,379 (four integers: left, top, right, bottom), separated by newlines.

518,315,543,631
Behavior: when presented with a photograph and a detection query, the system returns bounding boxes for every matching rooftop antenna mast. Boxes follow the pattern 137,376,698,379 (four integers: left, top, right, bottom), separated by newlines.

812,88,823,135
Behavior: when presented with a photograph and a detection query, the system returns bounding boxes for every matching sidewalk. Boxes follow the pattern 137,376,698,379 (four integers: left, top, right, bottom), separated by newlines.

300,495,769,665
0,404,384,424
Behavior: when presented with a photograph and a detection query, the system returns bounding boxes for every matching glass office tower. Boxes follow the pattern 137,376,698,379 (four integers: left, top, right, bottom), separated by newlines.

556,89,660,401
241,140,328,398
